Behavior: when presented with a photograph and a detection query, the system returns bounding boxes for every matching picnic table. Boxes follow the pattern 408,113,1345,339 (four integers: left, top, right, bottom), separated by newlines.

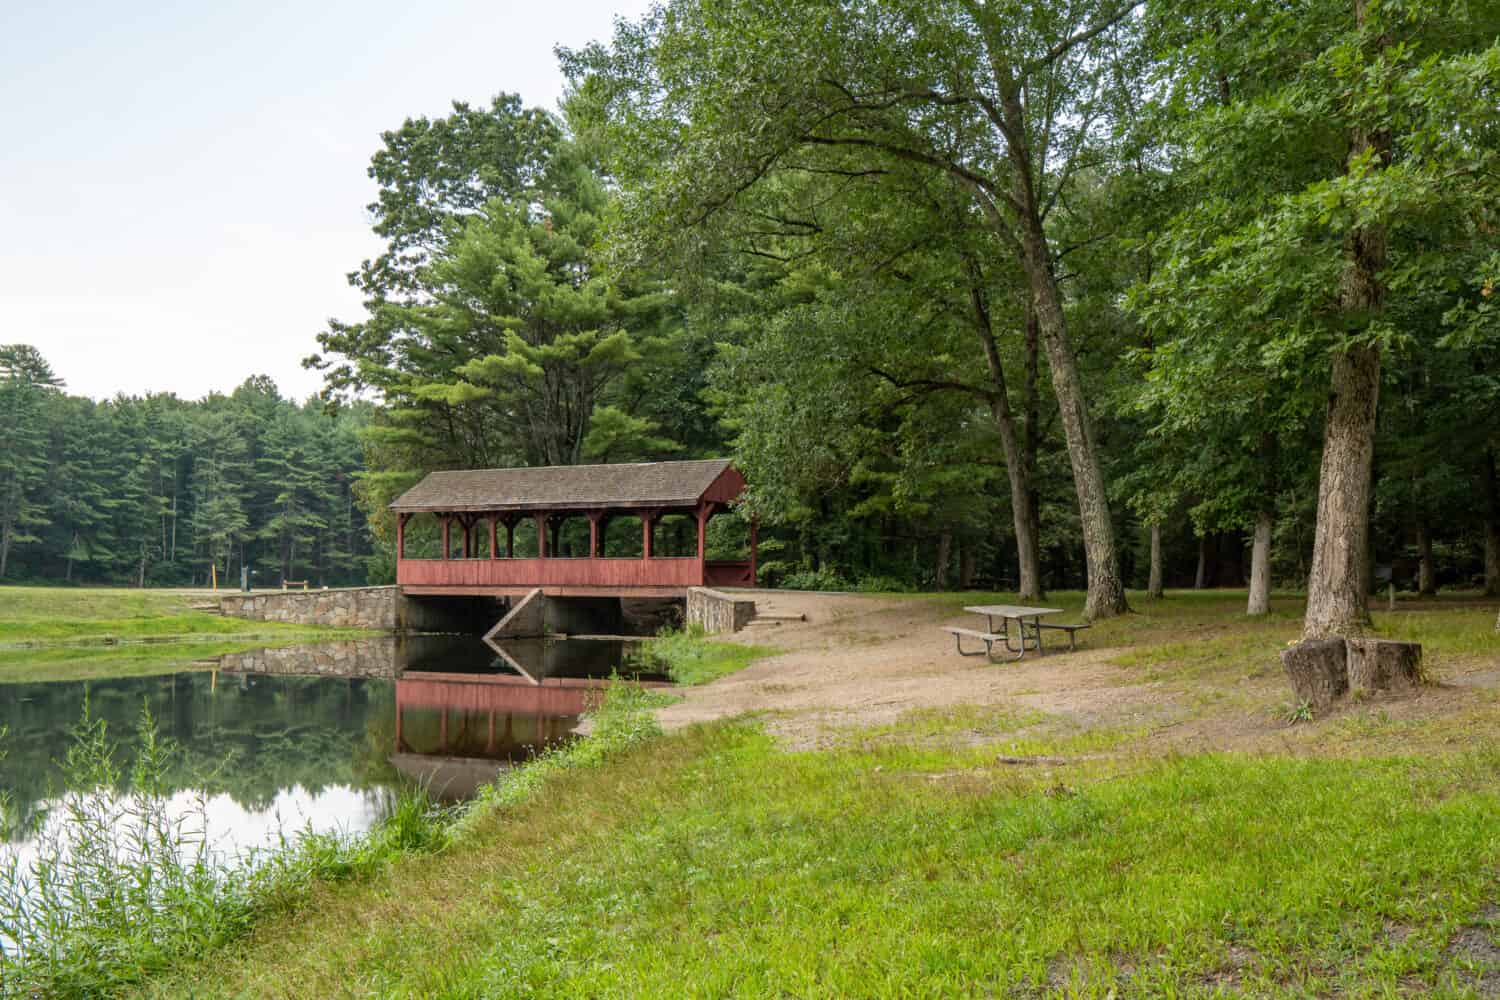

942,604,1089,662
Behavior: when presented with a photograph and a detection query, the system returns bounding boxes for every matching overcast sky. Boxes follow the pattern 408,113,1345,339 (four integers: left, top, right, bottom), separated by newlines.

1,0,649,401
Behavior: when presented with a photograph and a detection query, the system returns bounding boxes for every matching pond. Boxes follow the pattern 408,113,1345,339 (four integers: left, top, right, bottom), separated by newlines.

0,636,669,871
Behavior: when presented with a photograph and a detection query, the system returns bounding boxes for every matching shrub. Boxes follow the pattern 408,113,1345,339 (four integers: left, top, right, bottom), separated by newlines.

779,568,850,592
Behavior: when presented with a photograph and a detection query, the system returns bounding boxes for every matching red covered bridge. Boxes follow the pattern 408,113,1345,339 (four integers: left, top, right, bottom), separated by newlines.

390,459,757,597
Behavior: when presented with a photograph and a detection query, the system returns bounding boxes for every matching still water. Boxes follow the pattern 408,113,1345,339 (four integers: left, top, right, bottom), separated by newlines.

0,636,668,868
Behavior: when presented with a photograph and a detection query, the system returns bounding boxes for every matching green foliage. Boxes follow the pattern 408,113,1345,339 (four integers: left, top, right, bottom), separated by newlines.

310,98,708,540
0,358,376,587
633,626,774,686
779,567,851,592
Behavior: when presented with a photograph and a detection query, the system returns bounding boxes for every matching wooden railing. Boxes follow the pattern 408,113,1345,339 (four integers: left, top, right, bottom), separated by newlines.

397,556,706,590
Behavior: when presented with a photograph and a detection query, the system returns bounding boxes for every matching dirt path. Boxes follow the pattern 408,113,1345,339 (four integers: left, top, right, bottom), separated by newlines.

657,591,1500,754
658,592,1179,748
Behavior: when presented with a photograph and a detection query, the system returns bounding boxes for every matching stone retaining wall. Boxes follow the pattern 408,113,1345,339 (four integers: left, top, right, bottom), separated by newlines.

686,587,756,634
219,586,400,629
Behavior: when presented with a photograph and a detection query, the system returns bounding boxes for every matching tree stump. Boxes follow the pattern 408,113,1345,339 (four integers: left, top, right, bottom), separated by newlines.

1345,638,1424,693
1280,638,1348,711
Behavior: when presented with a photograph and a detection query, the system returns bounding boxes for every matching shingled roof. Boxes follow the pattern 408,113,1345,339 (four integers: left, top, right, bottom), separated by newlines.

389,459,738,513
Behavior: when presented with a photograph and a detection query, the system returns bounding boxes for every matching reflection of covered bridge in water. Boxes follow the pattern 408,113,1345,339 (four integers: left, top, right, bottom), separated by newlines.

391,669,672,800
391,459,757,599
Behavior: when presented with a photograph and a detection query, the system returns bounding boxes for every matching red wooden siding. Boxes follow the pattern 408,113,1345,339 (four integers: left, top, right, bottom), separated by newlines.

398,556,707,590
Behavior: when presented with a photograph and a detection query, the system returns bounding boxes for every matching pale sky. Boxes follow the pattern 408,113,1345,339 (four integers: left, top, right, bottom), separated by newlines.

0,0,649,402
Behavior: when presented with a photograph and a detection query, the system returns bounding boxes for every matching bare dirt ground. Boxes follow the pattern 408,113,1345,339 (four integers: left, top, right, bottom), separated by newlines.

656,591,1500,754
658,592,1178,749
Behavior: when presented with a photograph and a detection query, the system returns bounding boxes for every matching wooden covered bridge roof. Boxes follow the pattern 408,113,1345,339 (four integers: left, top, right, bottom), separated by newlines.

389,459,742,514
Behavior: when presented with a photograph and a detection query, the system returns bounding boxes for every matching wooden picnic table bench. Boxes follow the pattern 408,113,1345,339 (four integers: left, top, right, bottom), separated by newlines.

1034,621,1091,651
942,626,1010,660
942,605,1089,661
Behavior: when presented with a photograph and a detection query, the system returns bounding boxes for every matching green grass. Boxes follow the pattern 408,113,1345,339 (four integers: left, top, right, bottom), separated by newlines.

635,626,776,685
135,721,1500,998
0,586,363,645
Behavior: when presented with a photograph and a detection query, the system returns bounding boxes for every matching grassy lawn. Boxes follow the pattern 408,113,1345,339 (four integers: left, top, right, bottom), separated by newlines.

133,591,1500,999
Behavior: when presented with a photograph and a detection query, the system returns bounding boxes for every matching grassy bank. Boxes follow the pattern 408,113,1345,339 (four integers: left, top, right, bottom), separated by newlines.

136,723,1500,998
0,587,366,645
635,626,775,685
0,587,371,682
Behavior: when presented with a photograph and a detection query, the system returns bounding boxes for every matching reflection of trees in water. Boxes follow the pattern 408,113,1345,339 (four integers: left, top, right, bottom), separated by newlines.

0,672,397,831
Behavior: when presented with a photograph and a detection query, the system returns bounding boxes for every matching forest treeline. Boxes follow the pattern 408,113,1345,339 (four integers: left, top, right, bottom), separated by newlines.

0,346,374,587
309,0,1499,634
6,1,1499,630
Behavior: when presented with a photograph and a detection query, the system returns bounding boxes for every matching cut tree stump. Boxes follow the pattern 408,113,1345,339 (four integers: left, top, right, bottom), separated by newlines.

1346,638,1424,693
1281,638,1349,711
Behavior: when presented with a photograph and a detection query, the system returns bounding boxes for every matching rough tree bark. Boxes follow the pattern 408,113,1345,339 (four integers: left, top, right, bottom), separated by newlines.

1281,638,1348,711
1303,1,1388,639
1148,522,1165,599
1415,523,1435,596
1346,638,1423,693
1195,535,1209,590
1248,512,1274,615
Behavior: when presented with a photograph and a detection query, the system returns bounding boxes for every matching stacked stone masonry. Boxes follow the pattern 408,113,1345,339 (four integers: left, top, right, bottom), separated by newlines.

686,587,756,634
219,586,399,630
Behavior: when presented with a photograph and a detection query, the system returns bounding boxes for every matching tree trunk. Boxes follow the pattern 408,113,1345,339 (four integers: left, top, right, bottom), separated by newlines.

934,531,952,590
1148,522,1164,599
1248,512,1273,615
1415,523,1435,596
1281,638,1348,712
1346,638,1423,693
1195,535,1208,590
959,544,976,590
1023,312,1043,598
1303,1,1387,639
966,263,1043,602
1304,343,1381,637
1015,220,1125,619
1484,449,1500,597
995,91,1125,621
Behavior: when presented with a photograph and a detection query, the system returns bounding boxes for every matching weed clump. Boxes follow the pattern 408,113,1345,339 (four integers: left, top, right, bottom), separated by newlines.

632,625,772,685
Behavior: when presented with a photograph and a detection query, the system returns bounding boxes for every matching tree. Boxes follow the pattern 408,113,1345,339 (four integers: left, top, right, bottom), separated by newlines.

0,346,61,577
1139,0,1500,636
566,0,1140,618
